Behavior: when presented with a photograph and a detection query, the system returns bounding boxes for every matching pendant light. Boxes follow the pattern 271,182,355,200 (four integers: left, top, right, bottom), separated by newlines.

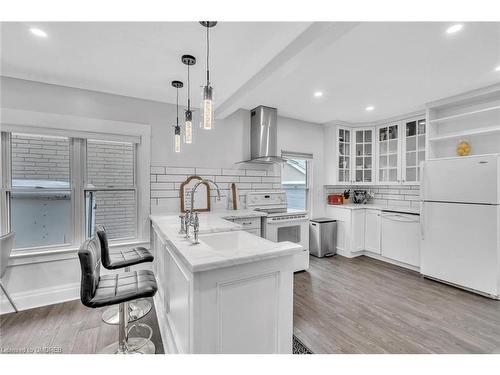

172,80,183,153
182,54,196,144
199,21,217,130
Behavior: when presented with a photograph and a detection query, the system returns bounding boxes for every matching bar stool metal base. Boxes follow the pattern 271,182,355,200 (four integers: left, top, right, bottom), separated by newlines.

102,299,152,325
100,339,156,354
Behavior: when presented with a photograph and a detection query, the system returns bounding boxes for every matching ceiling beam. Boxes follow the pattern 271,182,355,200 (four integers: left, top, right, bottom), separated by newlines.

215,21,360,120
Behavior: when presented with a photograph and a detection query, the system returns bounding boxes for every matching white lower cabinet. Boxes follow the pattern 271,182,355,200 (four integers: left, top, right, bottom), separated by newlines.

364,209,381,254
380,212,420,267
325,206,365,256
326,206,420,269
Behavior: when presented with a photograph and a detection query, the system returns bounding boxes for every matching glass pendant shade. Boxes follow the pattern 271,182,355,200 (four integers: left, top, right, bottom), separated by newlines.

174,125,181,153
184,110,193,144
201,85,214,130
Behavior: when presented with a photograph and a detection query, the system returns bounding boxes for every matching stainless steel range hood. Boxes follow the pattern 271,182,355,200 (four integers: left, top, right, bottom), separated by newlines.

236,106,287,164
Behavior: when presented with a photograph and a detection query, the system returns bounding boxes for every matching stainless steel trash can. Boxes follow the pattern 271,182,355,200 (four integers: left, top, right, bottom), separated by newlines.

309,218,337,257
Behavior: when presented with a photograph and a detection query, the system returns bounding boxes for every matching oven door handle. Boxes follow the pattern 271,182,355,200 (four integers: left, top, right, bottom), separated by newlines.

266,218,309,225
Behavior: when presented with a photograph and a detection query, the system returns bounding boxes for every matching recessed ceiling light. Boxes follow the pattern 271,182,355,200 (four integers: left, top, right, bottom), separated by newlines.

365,105,374,111
314,91,323,98
495,65,500,72
30,28,48,38
446,24,463,34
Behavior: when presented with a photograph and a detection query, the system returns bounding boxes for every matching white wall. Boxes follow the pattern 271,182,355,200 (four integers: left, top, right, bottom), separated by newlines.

1,76,252,168
1,77,324,208
277,116,325,218
0,76,325,312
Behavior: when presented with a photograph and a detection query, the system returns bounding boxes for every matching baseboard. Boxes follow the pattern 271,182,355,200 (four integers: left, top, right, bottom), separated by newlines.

335,248,363,258
362,252,420,272
334,249,420,272
0,282,80,315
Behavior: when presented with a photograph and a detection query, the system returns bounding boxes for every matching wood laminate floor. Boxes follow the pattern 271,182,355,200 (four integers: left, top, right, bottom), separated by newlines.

293,255,500,354
0,297,164,354
2,256,500,354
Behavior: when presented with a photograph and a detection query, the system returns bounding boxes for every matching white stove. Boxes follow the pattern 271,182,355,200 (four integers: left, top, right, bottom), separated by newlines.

247,191,309,272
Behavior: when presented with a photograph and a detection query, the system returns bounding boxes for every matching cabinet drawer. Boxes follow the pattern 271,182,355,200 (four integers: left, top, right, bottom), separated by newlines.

231,217,261,230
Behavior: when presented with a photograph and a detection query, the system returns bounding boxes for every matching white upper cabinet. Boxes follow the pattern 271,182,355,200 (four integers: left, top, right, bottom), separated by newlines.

376,123,401,184
337,127,352,184
328,115,426,186
402,118,426,183
353,129,374,184
335,127,375,185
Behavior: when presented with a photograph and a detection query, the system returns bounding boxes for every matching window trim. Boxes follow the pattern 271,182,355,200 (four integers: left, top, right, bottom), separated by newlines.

281,152,313,213
0,108,151,259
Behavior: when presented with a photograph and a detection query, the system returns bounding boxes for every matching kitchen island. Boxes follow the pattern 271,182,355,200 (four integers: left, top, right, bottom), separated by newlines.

150,212,303,354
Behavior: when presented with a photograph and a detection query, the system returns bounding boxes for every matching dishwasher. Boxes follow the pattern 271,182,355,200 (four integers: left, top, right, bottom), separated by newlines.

380,211,420,267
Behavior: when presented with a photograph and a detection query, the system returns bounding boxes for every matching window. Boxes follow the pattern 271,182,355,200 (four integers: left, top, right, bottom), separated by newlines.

281,153,312,211
1,131,140,252
10,133,72,248
85,140,137,240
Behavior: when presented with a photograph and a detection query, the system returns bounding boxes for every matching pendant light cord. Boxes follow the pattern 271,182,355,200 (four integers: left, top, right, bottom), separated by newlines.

187,64,191,110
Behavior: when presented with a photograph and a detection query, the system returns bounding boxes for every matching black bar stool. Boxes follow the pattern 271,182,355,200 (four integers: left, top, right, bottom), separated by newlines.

78,236,157,354
96,225,154,325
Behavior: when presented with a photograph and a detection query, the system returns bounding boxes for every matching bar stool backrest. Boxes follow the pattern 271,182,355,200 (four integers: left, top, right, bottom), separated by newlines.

95,225,112,269
78,237,102,307
0,232,15,278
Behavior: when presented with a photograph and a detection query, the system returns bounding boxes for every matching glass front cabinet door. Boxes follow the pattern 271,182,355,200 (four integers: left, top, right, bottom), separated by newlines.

377,123,401,184
334,117,426,186
353,128,374,184
402,117,426,183
337,127,351,184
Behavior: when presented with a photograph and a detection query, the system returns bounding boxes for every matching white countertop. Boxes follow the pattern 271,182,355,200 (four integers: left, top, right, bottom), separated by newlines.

327,203,420,215
150,211,302,273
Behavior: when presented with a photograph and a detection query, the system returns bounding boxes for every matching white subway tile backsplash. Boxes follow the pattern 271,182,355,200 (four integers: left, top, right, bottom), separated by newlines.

165,167,196,175
151,190,179,198
157,174,187,183
151,182,175,190
245,169,267,177
325,184,420,208
222,168,246,176
215,175,240,183
262,176,281,183
252,183,273,189
150,166,165,174
150,164,282,213
195,167,221,175
240,176,262,183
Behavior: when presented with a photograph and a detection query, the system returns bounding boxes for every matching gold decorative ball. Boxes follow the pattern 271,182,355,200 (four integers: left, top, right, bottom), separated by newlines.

456,140,471,156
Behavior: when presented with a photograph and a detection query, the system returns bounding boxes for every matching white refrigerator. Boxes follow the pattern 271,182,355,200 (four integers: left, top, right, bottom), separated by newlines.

420,154,500,298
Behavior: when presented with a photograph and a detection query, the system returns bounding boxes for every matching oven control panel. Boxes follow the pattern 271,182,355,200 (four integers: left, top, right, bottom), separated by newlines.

246,191,287,209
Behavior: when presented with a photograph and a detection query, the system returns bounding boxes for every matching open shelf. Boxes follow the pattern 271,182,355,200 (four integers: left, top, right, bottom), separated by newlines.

426,84,500,159
429,105,500,124
429,125,500,142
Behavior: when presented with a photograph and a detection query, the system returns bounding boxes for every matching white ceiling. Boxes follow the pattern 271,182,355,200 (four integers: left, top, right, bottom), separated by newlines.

1,21,500,124
0,22,311,106
236,22,500,123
